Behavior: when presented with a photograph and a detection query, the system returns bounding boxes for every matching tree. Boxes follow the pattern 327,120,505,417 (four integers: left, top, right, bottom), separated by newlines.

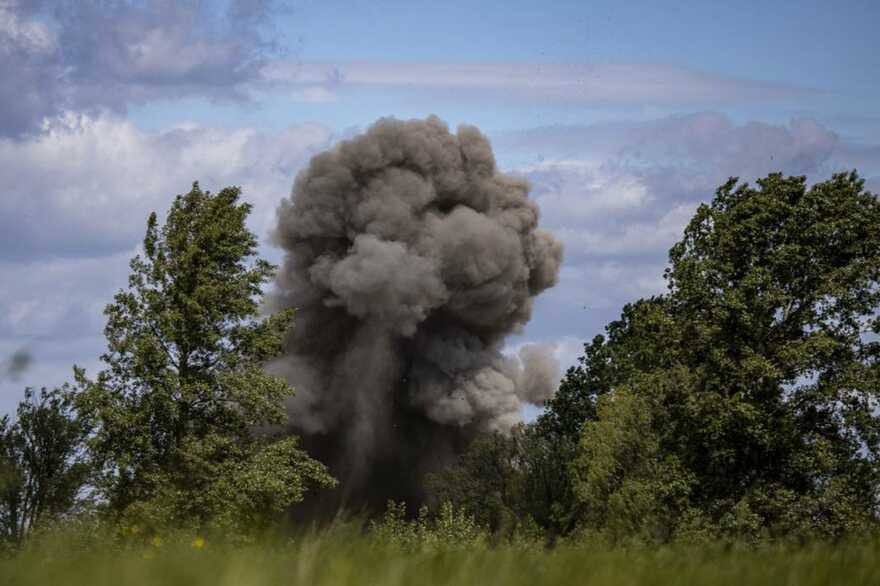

559,172,880,541
74,183,335,534
426,427,528,534
538,296,680,442
425,424,576,539
519,296,680,536
0,387,89,547
570,371,697,544
662,171,880,538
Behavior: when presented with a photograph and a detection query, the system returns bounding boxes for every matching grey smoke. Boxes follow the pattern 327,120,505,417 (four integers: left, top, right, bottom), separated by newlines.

2,348,32,382
516,344,560,405
270,116,562,508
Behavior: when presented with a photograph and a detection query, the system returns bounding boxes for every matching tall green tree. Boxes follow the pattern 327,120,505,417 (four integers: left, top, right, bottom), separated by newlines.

75,183,335,534
665,171,880,538
558,172,880,541
539,296,680,442
515,296,681,536
0,387,89,547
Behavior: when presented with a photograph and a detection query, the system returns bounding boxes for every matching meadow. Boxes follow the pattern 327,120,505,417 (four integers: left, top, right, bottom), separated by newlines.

3,531,880,586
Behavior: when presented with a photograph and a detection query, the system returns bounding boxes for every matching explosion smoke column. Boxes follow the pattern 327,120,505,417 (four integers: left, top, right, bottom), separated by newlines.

270,116,562,509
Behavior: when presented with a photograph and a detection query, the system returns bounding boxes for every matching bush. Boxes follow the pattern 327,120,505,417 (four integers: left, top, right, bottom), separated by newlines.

369,501,489,552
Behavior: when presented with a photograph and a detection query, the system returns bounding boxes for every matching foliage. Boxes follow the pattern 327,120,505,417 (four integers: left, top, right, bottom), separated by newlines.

426,425,573,538
425,427,528,534
544,172,880,542
73,183,335,534
538,296,679,441
368,500,489,551
570,375,695,545
6,170,878,549
665,173,880,513
526,296,680,535
0,387,89,548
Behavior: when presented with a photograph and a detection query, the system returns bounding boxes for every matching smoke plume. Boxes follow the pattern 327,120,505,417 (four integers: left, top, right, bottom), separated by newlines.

269,116,562,509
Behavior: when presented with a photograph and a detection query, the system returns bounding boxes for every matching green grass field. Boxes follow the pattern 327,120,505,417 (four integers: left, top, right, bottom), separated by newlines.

4,533,880,586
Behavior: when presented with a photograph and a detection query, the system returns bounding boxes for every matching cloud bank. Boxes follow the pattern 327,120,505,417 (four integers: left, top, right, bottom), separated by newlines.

0,113,332,259
0,0,285,137
1,109,875,426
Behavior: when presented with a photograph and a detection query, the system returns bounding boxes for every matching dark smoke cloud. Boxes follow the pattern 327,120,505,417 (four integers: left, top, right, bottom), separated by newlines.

2,348,32,381
270,116,562,509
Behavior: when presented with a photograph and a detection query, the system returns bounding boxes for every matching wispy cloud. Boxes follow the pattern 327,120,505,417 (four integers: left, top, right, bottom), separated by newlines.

263,61,820,105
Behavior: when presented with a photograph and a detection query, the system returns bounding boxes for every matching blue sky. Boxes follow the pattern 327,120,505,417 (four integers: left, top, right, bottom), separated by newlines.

279,0,876,87
130,1,880,131
2,0,880,416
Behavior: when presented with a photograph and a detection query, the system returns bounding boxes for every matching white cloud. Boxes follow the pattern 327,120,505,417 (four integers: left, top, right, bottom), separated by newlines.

513,113,851,348
526,160,652,220
0,2,56,53
549,202,698,259
0,112,334,414
0,112,334,259
497,113,840,174
0,251,133,340
0,250,130,414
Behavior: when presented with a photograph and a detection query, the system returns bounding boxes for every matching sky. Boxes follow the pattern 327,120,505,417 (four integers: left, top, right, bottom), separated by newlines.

2,0,880,416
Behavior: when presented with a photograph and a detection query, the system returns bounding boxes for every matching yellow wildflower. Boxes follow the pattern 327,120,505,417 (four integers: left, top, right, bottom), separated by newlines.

151,535,163,548
191,536,206,550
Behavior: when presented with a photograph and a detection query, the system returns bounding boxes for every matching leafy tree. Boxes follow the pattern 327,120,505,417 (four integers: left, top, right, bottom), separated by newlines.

538,296,680,442
559,172,880,541
516,297,681,536
663,172,880,538
570,371,696,544
0,387,89,547
426,427,528,534
74,183,335,534
427,298,685,539
425,424,574,538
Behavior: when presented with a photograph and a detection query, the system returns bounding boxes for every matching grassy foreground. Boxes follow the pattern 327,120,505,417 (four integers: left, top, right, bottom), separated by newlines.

3,533,880,586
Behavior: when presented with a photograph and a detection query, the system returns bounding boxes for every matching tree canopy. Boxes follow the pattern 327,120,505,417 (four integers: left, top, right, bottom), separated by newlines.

74,183,335,534
432,171,880,543
0,387,89,548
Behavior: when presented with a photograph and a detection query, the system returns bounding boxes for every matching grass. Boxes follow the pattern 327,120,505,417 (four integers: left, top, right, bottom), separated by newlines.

3,531,880,586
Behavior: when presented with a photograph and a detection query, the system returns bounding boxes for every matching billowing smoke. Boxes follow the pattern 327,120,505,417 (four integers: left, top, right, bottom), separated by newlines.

269,116,562,510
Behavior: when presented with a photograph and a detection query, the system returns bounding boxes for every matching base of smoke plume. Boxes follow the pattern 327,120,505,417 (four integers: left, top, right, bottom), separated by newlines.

287,399,478,519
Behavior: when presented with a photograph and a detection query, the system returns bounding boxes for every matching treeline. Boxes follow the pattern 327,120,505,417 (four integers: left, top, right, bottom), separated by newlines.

2,171,880,549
